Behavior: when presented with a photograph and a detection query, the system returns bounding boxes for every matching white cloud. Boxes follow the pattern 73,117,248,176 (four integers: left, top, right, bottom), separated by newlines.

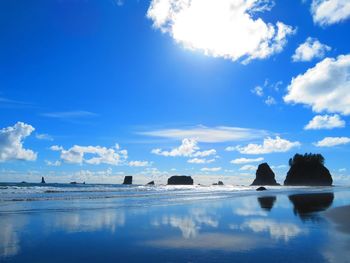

147,0,295,63
188,158,215,164
201,167,222,172
141,125,268,143
304,114,345,130
239,165,257,171
284,54,350,115
314,137,350,147
311,0,350,26
231,157,264,164
292,37,331,62
225,146,236,152
265,96,276,105
41,111,97,119
0,122,37,162
151,138,216,158
36,133,53,141
45,160,61,167
51,144,128,165
128,160,150,167
251,86,264,96
235,136,301,154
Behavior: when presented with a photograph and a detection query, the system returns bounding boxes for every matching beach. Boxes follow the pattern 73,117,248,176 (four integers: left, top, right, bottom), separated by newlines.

1,184,350,263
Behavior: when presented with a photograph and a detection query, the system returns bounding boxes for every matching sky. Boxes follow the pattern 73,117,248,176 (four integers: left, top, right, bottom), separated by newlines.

0,0,350,185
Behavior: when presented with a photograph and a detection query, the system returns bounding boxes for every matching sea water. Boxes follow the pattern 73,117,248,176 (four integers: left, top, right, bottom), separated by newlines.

1,183,350,263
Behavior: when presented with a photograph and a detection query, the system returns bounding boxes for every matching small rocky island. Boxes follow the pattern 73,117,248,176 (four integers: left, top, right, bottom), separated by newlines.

284,153,333,186
168,175,193,185
123,176,133,185
251,163,279,186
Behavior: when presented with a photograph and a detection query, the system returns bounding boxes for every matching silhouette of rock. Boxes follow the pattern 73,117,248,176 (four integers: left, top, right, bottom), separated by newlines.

258,196,276,211
123,176,133,185
289,192,334,220
251,163,279,186
212,181,224,186
70,182,77,184
284,153,333,186
256,186,267,191
147,181,155,185
167,175,193,185
41,177,46,184
20,181,27,184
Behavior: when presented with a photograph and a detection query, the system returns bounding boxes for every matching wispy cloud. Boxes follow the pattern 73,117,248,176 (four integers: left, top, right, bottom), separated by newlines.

140,125,268,143
314,137,350,147
41,111,98,119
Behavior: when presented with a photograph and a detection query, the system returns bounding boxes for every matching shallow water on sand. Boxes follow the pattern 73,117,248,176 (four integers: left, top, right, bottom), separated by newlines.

1,184,350,263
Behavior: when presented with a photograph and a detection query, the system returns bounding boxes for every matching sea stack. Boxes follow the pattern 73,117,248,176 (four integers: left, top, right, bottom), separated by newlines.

167,175,193,185
284,153,333,186
147,181,155,185
41,177,46,184
251,163,279,186
123,176,133,185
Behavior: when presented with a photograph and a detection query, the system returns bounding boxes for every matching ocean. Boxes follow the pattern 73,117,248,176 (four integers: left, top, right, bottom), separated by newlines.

1,183,350,262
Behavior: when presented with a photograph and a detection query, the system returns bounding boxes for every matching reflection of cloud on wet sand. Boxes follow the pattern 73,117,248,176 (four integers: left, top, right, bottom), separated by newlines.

151,208,219,238
323,206,350,263
239,219,306,242
145,233,270,251
50,209,125,233
233,198,267,217
0,215,27,258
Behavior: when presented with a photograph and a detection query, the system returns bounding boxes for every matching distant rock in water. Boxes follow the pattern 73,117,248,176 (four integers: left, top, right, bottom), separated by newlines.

289,193,334,220
147,181,155,185
284,153,333,186
41,177,46,184
256,186,267,191
167,175,193,185
212,181,224,186
258,196,276,211
20,181,27,184
123,176,133,185
70,182,77,185
251,163,279,186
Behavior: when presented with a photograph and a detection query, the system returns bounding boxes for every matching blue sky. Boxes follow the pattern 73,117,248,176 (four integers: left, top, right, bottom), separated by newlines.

0,0,350,185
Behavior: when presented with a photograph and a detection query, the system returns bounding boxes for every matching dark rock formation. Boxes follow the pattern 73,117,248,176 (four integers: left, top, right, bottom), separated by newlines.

289,193,334,220
70,182,77,185
167,175,193,185
147,181,155,185
123,176,133,185
20,181,27,184
251,163,279,186
212,181,224,186
256,186,267,191
41,177,46,184
284,153,333,186
258,196,276,211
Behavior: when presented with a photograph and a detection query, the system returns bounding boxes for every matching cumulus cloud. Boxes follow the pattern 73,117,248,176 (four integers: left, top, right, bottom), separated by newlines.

251,86,264,97
0,122,37,162
265,96,276,105
292,37,331,62
188,158,215,164
45,160,61,167
239,165,257,171
284,54,350,115
304,114,345,130
230,157,264,164
151,138,216,158
147,0,295,63
311,0,350,26
201,167,222,172
314,137,350,147
235,136,301,154
128,161,150,167
141,125,268,143
50,144,128,165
